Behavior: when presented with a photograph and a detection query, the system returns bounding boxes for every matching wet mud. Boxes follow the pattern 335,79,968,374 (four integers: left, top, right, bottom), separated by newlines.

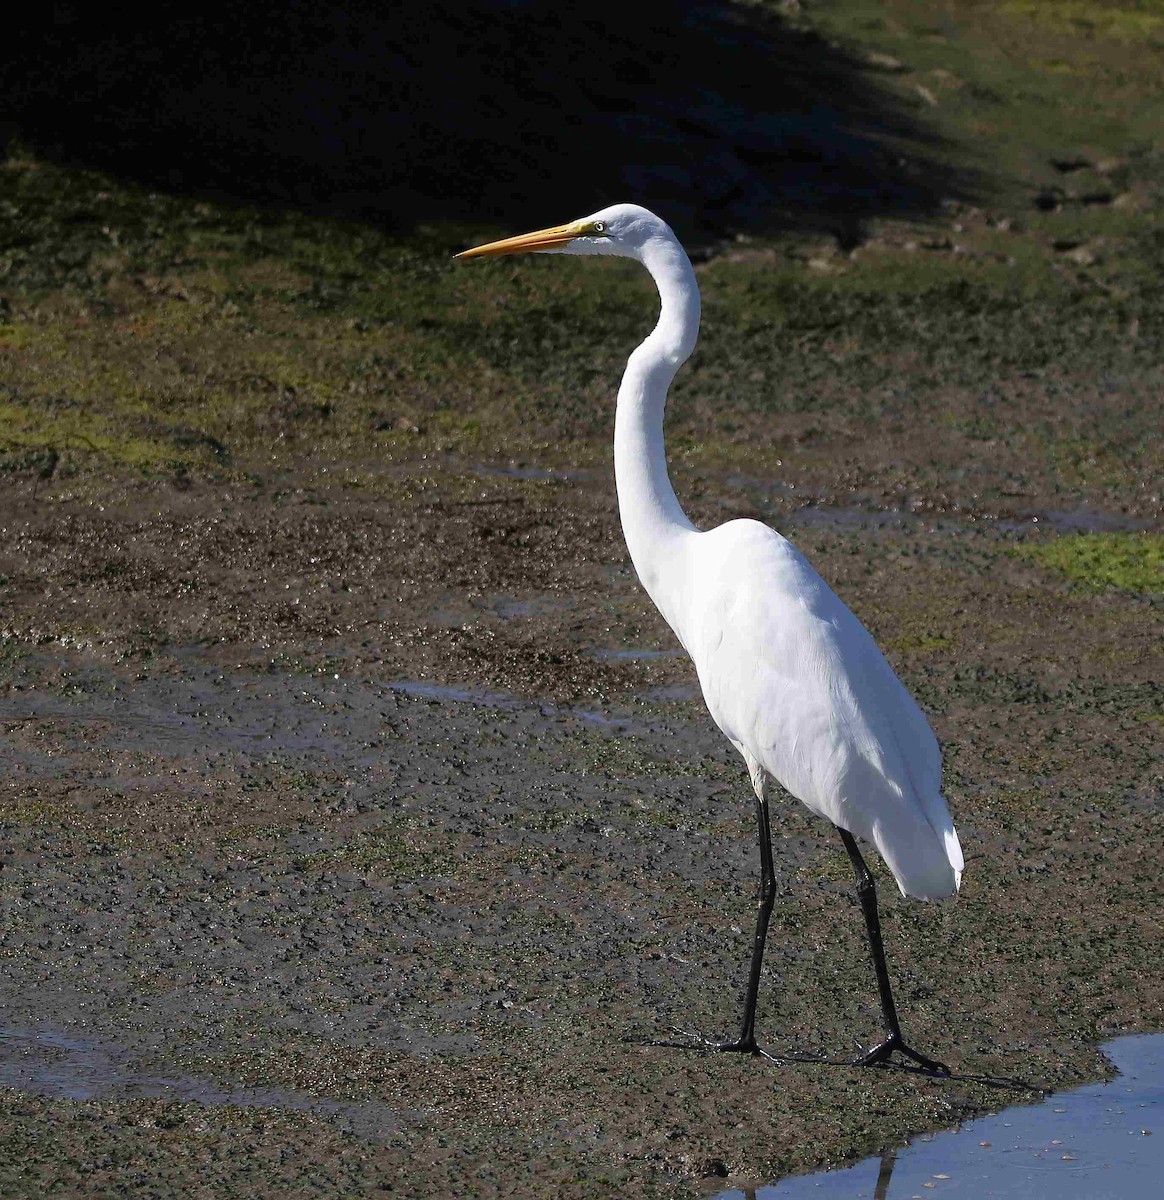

3,2,1164,1188
712,1033,1164,1198
0,448,1160,1198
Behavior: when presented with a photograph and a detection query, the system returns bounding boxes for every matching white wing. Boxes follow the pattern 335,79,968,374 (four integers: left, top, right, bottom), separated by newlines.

673,519,963,900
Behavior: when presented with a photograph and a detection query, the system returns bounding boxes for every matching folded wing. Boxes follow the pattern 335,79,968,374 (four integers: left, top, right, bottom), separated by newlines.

680,520,963,900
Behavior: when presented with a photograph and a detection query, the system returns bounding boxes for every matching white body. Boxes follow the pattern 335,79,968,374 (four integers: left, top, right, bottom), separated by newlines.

587,205,962,901
465,203,964,902
639,516,960,899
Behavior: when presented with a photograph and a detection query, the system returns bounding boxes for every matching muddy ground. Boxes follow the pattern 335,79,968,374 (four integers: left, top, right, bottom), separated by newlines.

2,2,1164,1198
1,449,1160,1198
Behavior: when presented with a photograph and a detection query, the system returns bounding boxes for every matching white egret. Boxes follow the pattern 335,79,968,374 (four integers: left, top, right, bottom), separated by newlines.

457,204,963,1071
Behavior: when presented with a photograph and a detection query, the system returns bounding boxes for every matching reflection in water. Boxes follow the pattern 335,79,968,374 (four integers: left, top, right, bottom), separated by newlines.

739,1149,898,1200
4,1028,1161,1194
715,1034,1163,1199
873,1150,895,1200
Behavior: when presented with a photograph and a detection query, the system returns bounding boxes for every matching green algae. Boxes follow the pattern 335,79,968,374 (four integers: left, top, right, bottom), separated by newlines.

997,0,1164,41
885,631,953,654
1012,531,1164,593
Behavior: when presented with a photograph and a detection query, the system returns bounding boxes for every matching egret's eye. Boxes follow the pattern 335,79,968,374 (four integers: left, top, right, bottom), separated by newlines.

593,221,606,234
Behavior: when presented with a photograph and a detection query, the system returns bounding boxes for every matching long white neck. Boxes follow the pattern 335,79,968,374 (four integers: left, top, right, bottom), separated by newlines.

614,237,701,611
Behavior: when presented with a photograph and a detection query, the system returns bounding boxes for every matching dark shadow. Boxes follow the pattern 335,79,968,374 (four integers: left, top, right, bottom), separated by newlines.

635,1031,1044,1094
5,1,979,244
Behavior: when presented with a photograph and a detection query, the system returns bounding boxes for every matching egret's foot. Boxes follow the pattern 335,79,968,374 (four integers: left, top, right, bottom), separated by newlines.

716,1036,760,1055
719,1038,783,1063
855,1034,949,1075
665,1028,781,1062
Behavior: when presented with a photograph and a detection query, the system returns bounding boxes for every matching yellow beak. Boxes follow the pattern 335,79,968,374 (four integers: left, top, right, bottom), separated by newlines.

455,220,589,259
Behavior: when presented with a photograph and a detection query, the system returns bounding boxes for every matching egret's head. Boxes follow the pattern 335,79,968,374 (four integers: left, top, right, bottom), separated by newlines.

455,204,672,262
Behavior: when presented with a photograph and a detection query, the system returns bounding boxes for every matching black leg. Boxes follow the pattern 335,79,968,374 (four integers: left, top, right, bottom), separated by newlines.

661,764,780,1058
718,779,776,1054
838,827,949,1074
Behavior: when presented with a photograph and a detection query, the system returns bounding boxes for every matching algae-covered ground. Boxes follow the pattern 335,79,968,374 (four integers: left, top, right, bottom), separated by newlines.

1,2,1162,1197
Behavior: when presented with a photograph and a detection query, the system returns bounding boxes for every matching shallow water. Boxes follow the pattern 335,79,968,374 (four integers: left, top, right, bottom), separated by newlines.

768,499,1155,536
0,1026,400,1138
473,462,592,483
5,1026,1157,1192
995,507,1155,535
590,647,683,661
385,678,639,728
712,1033,1163,1199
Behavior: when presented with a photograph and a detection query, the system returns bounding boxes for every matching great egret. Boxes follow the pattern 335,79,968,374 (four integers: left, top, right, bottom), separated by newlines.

457,204,963,1072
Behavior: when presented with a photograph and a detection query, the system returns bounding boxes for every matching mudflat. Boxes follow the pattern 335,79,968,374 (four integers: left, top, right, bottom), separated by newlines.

1,3,1162,1196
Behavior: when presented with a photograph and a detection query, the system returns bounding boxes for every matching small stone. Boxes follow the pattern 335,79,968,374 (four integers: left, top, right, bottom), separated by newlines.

1050,156,1092,173
863,50,909,72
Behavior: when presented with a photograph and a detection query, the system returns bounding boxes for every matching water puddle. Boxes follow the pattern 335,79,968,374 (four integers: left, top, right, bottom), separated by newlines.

590,647,683,661
0,1026,399,1138
492,597,550,620
786,503,1157,536
473,463,592,483
996,507,1155,535
386,678,523,708
637,684,704,703
721,474,803,500
423,591,571,628
785,505,923,531
712,1033,1162,1199
0,674,356,760
719,494,1156,538
385,679,638,729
